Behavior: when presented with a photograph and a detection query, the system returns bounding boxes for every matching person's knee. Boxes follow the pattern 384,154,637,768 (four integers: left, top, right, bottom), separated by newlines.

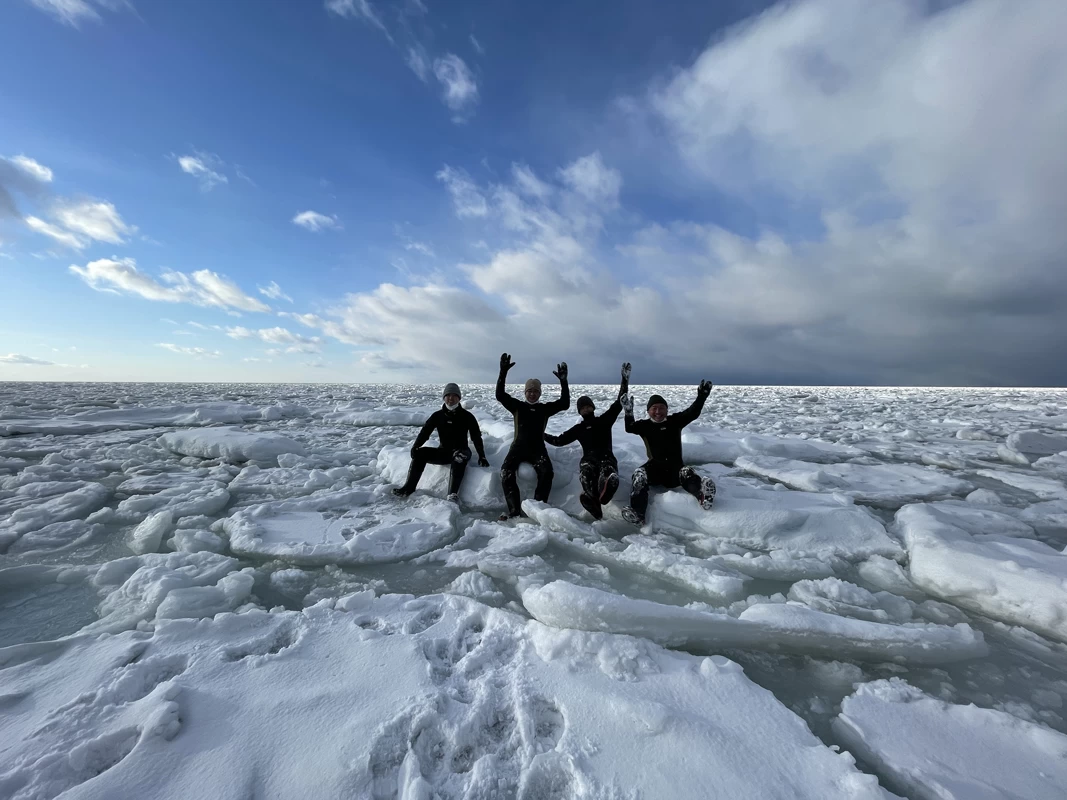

631,468,647,489
453,449,471,464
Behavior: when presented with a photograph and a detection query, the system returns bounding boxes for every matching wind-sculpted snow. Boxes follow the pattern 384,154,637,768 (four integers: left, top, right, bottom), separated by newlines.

2,380,1067,797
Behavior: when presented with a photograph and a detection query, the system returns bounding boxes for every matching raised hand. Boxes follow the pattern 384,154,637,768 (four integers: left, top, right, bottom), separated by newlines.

621,362,631,381
620,393,634,414
698,379,714,397
477,456,490,468
553,361,568,382
500,352,515,373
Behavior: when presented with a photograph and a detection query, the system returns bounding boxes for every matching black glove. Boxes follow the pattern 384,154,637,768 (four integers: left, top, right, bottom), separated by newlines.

500,353,515,373
620,393,634,414
552,362,568,381
621,362,631,381
477,456,490,468
698,379,713,398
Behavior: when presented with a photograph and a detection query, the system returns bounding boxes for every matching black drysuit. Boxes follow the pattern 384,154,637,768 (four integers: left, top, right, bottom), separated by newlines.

625,393,713,518
399,405,487,495
496,373,570,516
545,398,623,505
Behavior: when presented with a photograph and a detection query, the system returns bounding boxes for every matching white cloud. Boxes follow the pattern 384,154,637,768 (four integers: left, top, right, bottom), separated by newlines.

0,353,55,365
225,325,321,353
433,54,479,120
157,343,221,358
404,241,435,257
292,210,341,232
436,166,487,218
5,155,53,183
406,46,431,82
470,34,484,56
70,258,271,313
242,357,272,363
178,153,228,191
558,153,621,207
511,164,552,200
25,216,85,249
29,0,129,27
325,0,388,35
52,199,134,244
258,280,293,302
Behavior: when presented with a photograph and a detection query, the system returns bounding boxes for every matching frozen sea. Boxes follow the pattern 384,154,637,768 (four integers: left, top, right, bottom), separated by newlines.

2,381,1067,799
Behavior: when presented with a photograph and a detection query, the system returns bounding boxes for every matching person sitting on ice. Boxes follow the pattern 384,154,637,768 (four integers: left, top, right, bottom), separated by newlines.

544,362,630,520
392,383,490,503
496,352,569,519
621,377,716,525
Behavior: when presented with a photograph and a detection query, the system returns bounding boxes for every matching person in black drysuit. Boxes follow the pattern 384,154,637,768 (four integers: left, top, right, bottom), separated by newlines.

392,382,490,502
496,352,569,519
544,362,631,520
622,378,716,524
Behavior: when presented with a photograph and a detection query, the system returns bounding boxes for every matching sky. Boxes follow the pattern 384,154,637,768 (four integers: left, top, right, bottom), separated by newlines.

1,0,1065,387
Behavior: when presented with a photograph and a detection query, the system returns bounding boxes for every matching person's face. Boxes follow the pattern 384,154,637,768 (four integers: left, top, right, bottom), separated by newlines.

579,405,595,420
444,393,460,407
525,386,542,403
648,403,668,423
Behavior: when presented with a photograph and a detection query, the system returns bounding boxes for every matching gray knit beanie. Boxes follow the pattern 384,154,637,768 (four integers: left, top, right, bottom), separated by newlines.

443,383,461,399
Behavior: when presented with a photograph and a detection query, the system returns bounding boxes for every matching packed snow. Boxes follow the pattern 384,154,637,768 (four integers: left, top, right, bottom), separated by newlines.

3,381,1067,798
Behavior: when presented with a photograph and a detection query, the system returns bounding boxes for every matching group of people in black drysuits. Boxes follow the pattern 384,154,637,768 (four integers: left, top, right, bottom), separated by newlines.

392,353,716,525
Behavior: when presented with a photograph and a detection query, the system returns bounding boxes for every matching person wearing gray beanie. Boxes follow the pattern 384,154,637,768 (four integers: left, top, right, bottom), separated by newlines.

495,352,570,519
621,372,716,525
544,362,630,520
392,383,489,503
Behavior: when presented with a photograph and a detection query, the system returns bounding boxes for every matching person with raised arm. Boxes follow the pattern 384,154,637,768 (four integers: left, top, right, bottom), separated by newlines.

392,383,490,504
544,362,630,519
621,375,716,525
496,352,569,519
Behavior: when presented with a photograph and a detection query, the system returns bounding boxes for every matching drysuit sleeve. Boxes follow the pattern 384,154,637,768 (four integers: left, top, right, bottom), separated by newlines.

466,412,487,460
545,423,580,447
412,411,439,450
625,412,647,435
544,379,570,416
496,370,519,413
602,398,623,427
670,392,708,429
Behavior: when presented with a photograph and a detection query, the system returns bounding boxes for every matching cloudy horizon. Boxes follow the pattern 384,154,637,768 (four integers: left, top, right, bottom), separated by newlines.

2,0,1066,387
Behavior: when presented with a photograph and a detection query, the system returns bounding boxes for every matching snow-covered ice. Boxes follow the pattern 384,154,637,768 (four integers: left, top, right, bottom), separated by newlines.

3,381,1067,797
833,678,1067,799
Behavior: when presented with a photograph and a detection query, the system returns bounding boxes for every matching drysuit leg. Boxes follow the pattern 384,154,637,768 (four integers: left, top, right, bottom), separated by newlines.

500,450,525,517
599,457,620,503
399,446,451,493
532,451,554,503
678,466,702,500
448,447,472,495
630,464,650,519
579,457,599,499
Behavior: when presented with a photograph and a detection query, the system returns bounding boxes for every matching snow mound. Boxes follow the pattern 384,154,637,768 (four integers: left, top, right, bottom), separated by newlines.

648,477,901,560
735,455,973,508
523,581,987,665
224,493,458,565
898,502,1067,642
158,428,306,464
833,678,1067,800
0,594,886,799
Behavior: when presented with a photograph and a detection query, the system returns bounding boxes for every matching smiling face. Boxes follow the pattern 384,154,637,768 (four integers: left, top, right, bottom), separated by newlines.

648,403,668,423
444,393,460,407
525,386,542,404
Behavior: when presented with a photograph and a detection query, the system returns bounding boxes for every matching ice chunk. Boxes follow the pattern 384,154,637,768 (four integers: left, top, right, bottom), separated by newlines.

0,481,109,550
322,408,435,426
739,433,864,462
224,493,458,565
376,445,505,509
523,581,987,664
170,528,226,554
115,481,230,523
648,477,901,560
158,427,306,464
0,593,886,799
788,578,914,624
975,468,1067,500
155,569,255,620
997,444,1030,465
4,520,101,555
1006,430,1067,456
956,427,994,441
735,456,972,508
128,511,174,555
899,502,1067,642
446,571,505,604
965,488,1002,505
833,678,1067,800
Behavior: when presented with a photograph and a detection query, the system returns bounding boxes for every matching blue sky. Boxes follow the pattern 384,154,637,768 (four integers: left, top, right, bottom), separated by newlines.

2,0,1065,386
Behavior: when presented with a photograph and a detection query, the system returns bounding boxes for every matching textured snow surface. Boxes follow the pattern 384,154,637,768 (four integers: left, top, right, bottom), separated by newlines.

3,381,1067,798
833,679,1067,799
